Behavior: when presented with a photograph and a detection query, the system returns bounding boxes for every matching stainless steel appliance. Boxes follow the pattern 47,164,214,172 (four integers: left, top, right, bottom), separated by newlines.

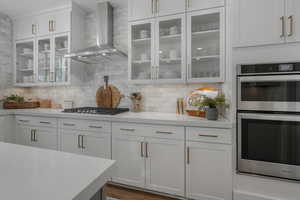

237,62,300,181
63,107,129,115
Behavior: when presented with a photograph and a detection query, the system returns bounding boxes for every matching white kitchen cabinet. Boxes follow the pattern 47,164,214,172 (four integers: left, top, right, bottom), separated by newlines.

155,14,186,83
286,0,300,43
82,133,110,159
186,142,232,200
128,0,155,21
156,0,186,17
187,0,224,12
61,130,82,155
129,19,155,83
16,125,58,150
129,15,186,83
14,17,37,40
112,135,146,187
234,0,286,47
13,4,84,87
112,122,185,196
145,138,185,196
0,116,14,143
187,7,225,82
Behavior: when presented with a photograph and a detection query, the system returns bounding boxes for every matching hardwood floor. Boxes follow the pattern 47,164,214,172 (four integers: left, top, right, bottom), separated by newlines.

105,184,179,200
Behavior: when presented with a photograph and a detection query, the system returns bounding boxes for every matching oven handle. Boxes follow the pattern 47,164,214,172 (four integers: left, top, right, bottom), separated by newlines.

238,112,300,122
239,74,300,82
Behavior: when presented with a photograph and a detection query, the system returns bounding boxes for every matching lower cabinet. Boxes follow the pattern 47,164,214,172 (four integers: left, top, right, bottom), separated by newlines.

112,123,185,197
186,127,233,200
16,125,58,150
0,116,14,143
60,129,111,159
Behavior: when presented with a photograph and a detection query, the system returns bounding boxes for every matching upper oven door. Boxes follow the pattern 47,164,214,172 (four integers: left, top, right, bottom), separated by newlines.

238,74,300,112
238,112,300,180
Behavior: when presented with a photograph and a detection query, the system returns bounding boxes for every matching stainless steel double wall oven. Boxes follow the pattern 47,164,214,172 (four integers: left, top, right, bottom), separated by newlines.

237,62,300,181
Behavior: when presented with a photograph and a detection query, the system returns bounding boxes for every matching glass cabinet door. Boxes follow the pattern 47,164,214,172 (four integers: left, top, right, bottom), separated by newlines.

187,8,224,82
37,38,52,83
54,35,69,83
156,15,185,81
130,20,154,82
15,40,35,84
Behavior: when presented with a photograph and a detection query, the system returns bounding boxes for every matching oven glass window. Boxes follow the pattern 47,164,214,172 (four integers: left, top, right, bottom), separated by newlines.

241,119,300,166
241,81,300,102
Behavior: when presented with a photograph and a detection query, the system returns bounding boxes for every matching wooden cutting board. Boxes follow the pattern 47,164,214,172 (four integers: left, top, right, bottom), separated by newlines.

96,85,124,108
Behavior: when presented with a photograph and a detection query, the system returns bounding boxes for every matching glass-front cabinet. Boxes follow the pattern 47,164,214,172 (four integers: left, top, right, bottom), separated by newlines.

15,40,35,84
129,20,154,83
156,15,185,82
187,7,224,82
15,34,70,86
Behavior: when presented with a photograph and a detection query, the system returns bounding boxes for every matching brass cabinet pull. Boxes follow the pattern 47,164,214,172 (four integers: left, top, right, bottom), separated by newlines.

77,135,81,148
186,0,191,8
145,142,149,158
280,16,285,38
19,120,30,123
40,121,51,124
288,15,294,37
32,130,37,142
32,24,35,35
187,146,190,164
52,20,55,32
81,135,85,149
30,130,34,142
88,125,103,129
151,0,154,14
63,123,75,127
156,131,173,135
120,128,135,132
141,142,144,157
198,134,218,138
49,20,52,32
156,0,159,13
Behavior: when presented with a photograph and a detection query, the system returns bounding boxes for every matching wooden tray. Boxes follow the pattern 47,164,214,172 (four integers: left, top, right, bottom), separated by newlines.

3,102,40,109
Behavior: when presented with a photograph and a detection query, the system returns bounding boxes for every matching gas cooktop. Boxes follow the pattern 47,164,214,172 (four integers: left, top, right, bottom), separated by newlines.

62,107,129,115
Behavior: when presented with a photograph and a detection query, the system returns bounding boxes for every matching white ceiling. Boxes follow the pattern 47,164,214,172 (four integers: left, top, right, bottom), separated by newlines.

0,0,127,17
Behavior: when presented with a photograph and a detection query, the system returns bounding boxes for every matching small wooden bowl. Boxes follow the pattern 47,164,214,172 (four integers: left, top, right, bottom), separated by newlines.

186,110,205,118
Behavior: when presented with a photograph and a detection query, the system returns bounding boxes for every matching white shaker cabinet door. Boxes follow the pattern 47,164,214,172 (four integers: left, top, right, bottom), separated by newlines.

82,133,111,159
61,130,82,155
286,0,300,43
234,0,285,47
14,17,36,40
145,138,185,196
187,0,224,12
128,0,154,21
16,126,34,147
37,13,54,37
186,142,232,200
156,0,186,17
112,135,146,187
34,127,58,150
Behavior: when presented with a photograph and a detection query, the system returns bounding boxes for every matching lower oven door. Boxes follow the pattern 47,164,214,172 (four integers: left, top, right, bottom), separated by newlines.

238,74,300,112
238,112,300,180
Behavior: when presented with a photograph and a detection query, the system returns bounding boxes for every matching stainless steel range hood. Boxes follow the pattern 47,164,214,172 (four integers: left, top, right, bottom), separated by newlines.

65,2,127,64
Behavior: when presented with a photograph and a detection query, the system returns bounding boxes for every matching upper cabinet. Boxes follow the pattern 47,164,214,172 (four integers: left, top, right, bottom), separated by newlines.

128,0,225,83
187,0,224,12
128,0,155,21
13,4,85,87
129,0,225,21
234,0,300,47
156,0,186,17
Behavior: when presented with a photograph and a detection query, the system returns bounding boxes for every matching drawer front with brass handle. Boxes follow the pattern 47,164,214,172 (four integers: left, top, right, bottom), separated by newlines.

113,122,184,140
16,116,57,128
60,119,111,133
186,127,232,144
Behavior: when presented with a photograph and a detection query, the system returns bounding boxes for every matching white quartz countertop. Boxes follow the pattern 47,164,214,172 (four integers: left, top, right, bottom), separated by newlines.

0,142,115,200
0,109,233,128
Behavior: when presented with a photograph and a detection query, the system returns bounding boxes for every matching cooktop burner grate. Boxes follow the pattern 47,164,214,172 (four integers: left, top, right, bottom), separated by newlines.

62,107,129,115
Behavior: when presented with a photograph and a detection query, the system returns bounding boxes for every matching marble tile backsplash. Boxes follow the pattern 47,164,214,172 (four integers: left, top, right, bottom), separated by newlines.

0,1,229,113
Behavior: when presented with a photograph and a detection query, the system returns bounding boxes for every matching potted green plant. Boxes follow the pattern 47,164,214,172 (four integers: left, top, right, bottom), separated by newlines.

197,93,229,120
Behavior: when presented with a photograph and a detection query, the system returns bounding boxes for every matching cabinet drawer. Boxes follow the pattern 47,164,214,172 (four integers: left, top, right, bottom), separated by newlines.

16,116,57,128
60,119,111,133
113,122,184,140
186,127,232,144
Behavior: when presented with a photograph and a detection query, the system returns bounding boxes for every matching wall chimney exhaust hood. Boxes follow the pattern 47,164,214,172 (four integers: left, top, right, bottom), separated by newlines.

64,2,127,64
